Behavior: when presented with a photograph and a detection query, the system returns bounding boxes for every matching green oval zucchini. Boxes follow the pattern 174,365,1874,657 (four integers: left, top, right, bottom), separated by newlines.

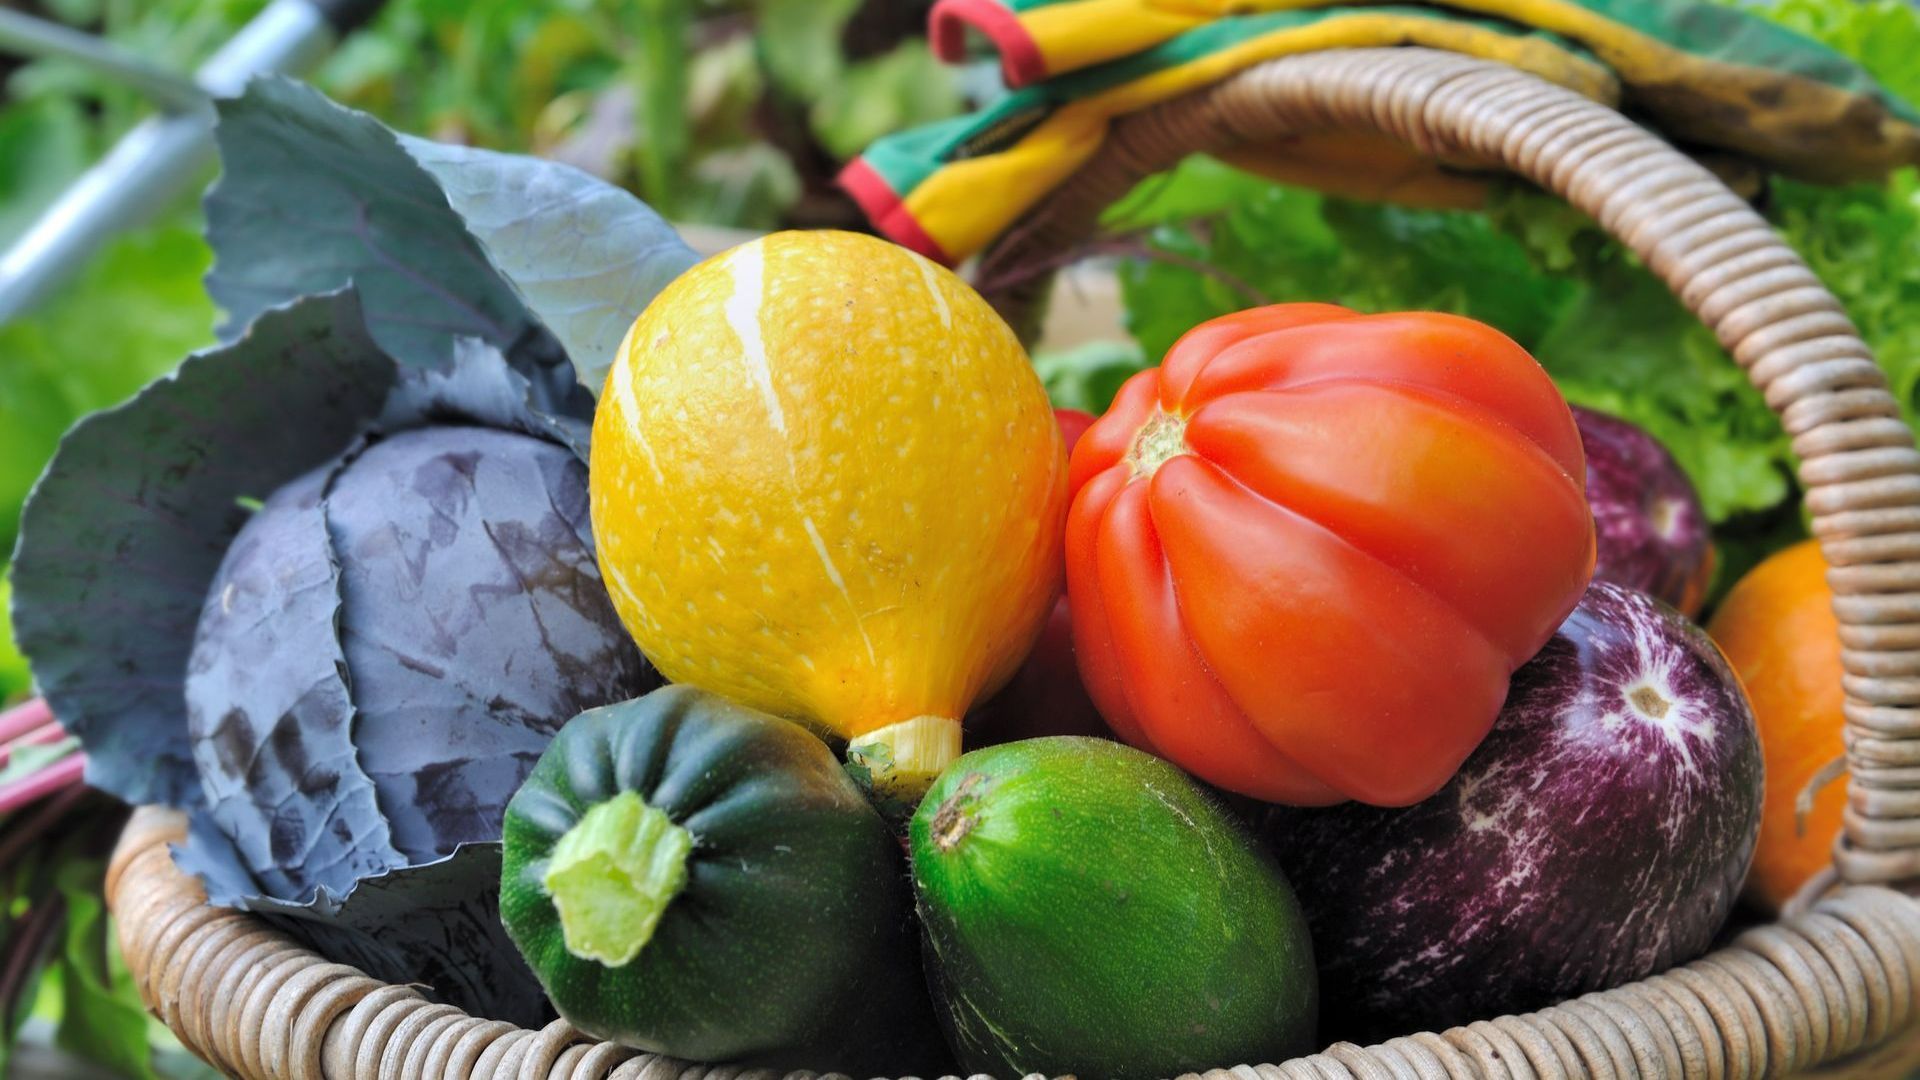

911,736,1318,1080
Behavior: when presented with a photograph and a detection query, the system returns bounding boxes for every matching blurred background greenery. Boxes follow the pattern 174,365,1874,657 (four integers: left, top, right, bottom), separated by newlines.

0,0,971,709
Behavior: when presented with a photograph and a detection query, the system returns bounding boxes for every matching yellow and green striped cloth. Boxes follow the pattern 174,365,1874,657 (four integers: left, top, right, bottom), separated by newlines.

843,0,1920,264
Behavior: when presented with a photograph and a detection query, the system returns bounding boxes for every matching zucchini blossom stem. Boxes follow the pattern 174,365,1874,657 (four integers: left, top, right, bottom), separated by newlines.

543,790,692,967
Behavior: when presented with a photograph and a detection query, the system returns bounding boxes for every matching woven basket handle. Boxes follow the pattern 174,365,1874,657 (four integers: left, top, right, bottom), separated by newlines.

973,47,1920,895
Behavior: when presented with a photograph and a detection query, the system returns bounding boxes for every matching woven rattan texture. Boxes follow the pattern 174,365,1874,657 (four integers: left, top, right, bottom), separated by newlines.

108,48,1920,1079
109,806,1919,1078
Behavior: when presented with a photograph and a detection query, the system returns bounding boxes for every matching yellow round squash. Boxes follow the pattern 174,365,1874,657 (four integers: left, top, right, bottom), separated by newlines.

590,230,1066,796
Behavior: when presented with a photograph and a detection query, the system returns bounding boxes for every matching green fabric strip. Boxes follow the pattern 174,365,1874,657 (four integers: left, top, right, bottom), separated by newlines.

861,0,1920,232
863,5,1593,196
967,0,1917,122
1568,0,1919,121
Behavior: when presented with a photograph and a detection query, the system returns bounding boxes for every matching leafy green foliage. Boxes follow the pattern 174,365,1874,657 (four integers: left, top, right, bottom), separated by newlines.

315,0,630,150
0,572,27,705
0,98,91,249
1108,159,1795,523
308,0,956,226
1032,339,1149,416
51,858,156,1080
757,0,963,166
1717,0,1920,106
809,42,963,162
0,798,137,1079
1533,270,1793,526
630,0,694,218
1769,172,1920,415
4,0,269,160
757,0,863,99
0,225,214,557
1107,161,1577,357
1,841,54,1079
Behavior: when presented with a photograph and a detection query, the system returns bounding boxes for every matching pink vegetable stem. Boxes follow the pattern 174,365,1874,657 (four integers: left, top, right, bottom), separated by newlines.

0,699,53,745
0,782,91,875
0,722,67,770
0,753,86,818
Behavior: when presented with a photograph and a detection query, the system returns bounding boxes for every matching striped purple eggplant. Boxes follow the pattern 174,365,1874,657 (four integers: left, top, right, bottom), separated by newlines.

1259,582,1762,1042
1576,406,1714,616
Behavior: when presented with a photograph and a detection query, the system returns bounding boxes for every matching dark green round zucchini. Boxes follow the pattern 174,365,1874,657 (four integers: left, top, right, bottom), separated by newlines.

500,685,947,1074
911,736,1318,1080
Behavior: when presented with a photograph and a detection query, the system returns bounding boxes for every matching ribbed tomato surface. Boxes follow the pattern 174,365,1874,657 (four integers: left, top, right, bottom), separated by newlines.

1067,304,1595,806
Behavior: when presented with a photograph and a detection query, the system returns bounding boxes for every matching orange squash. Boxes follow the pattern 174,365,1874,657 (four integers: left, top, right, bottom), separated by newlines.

1706,540,1846,914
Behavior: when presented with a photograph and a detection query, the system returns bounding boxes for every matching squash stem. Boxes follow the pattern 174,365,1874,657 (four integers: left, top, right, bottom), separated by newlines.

543,791,692,968
847,714,961,802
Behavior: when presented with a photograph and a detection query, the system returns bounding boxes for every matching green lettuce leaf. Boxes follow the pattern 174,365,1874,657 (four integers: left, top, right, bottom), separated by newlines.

1769,171,1920,415
1717,0,1920,106
1526,244,1795,524
1112,161,1575,359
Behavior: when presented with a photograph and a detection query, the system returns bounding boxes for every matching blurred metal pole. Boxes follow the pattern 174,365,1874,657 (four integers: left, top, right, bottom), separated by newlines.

0,0,383,322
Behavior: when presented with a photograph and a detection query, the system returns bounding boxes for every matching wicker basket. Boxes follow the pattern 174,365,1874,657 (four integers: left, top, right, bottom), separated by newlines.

107,47,1920,1079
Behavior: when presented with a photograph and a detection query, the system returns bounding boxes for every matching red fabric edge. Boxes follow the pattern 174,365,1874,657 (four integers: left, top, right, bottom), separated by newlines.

837,158,958,267
929,0,1049,89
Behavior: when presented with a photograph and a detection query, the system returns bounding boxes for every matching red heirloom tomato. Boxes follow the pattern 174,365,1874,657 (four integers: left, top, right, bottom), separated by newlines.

1067,304,1596,806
